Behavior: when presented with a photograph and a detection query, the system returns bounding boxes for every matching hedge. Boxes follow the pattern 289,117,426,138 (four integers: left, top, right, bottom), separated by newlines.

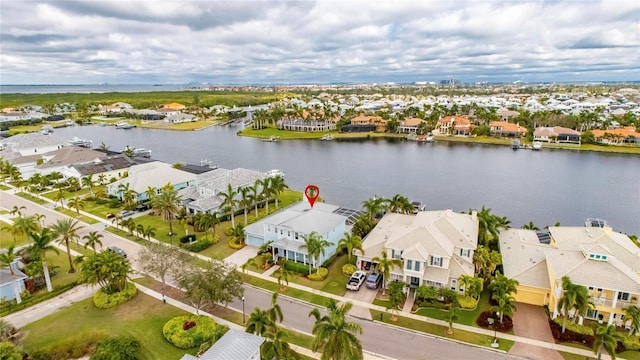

228,239,245,250
342,264,357,276
551,317,594,336
283,260,316,275
163,315,217,349
93,282,138,309
1,281,78,316
457,295,478,309
188,239,213,252
91,335,140,360
308,267,328,281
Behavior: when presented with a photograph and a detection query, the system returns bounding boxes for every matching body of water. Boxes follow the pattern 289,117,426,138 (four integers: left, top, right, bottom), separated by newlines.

50,125,640,235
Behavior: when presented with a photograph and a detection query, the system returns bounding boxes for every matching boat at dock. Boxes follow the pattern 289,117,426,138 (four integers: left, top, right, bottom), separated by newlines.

261,135,281,142
69,136,92,148
115,122,136,129
132,148,151,158
416,135,434,143
319,134,335,141
511,139,520,150
532,141,542,151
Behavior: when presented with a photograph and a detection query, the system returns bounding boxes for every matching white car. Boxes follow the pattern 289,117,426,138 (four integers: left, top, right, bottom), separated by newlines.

346,271,367,291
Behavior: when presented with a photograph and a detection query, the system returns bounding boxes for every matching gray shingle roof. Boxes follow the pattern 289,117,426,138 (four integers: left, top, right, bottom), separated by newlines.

198,328,264,360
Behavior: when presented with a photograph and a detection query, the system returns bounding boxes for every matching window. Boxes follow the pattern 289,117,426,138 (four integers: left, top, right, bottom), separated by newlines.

280,229,283,235
589,254,595,259
287,231,291,237
391,249,396,259
618,292,630,301
430,256,442,267
295,232,299,240
406,260,412,270
459,248,470,257
414,261,420,272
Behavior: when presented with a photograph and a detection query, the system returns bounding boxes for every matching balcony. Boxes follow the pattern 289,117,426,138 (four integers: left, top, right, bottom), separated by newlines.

590,296,638,310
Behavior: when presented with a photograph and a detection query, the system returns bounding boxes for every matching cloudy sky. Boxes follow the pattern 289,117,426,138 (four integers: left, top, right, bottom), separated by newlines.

1,0,639,85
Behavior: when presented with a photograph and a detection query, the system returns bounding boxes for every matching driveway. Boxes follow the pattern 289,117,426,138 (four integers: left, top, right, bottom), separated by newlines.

225,245,259,268
509,303,563,360
344,285,378,320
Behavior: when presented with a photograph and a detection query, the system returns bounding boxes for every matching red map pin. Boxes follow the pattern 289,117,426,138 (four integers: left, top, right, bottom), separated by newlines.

304,185,320,209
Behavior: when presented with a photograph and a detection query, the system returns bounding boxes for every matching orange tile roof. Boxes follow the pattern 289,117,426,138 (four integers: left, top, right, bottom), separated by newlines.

162,102,186,110
439,116,470,125
489,121,528,133
402,118,426,126
591,127,640,138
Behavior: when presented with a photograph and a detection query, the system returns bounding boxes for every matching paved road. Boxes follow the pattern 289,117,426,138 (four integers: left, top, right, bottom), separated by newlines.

0,191,525,360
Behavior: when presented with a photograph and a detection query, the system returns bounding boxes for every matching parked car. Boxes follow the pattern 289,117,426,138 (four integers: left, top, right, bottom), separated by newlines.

135,202,150,212
366,272,383,289
106,246,127,258
106,213,115,219
346,271,367,291
118,210,134,218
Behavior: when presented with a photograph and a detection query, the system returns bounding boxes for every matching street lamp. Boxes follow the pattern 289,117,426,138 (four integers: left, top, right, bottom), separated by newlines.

242,296,246,324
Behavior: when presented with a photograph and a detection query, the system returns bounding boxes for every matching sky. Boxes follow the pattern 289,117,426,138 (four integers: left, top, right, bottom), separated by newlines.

1,0,639,85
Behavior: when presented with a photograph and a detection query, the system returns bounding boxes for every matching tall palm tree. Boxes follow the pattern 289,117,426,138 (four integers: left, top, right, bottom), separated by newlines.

257,178,273,215
262,328,294,360
386,194,413,214
245,307,274,336
28,228,59,260
197,212,218,241
475,206,510,249
268,175,287,209
150,183,181,242
143,225,156,242
361,196,386,219
372,250,402,295
50,217,84,273
623,305,640,335
300,231,333,272
219,183,237,227
309,299,363,360
249,184,261,217
557,276,580,333
10,214,43,244
81,174,94,195
490,293,517,323
337,232,364,261
54,190,66,208
268,292,283,324
0,245,17,276
144,186,157,202
237,186,252,225
82,231,104,253
67,196,85,215
593,324,620,360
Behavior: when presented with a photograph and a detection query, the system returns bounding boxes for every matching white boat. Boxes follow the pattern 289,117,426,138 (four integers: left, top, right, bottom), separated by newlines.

532,141,542,151
40,125,54,135
319,134,335,141
69,136,92,148
132,148,152,158
412,201,426,214
425,136,434,143
115,122,135,129
261,135,280,142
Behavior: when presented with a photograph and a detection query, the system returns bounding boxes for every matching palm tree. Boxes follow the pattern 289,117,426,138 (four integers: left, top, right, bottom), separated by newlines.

257,178,273,215
150,183,181,242
447,302,461,335
275,264,290,291
337,232,364,261
54,190,65,208
9,205,26,217
97,174,107,186
50,217,84,273
245,307,274,336
489,273,519,300
67,196,85,215
144,186,157,202
143,225,156,242
81,175,94,195
475,206,510,249
197,212,218,241
473,245,502,284
262,328,294,360
242,258,258,274
309,299,363,360
79,250,132,294
386,194,413,214
237,186,252,225
268,292,284,324
269,175,287,209
490,293,517,323
372,250,402,295
0,245,16,276
28,228,59,260
593,324,620,360
521,221,540,230
299,231,333,272
623,305,640,335
219,183,237,227
458,274,483,299
82,231,104,253
249,184,261,217
557,276,581,332
361,196,386,219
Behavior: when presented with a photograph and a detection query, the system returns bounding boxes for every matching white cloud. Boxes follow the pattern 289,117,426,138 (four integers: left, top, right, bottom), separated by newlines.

0,0,638,84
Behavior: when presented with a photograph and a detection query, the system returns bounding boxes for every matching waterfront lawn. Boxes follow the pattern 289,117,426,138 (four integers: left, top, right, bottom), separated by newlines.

15,192,48,205
239,126,332,139
272,254,350,296
139,120,218,131
21,293,195,360
370,309,515,352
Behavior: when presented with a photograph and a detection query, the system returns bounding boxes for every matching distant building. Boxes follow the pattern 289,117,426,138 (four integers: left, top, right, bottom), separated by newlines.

533,126,581,143
437,116,472,136
489,121,528,138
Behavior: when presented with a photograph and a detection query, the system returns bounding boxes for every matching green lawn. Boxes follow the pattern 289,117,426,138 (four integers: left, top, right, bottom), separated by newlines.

42,186,95,201
245,275,333,308
15,192,48,205
54,206,99,224
370,309,515,352
40,247,81,288
0,184,11,190
22,293,196,360
1,220,32,247
272,254,350,296
415,290,491,326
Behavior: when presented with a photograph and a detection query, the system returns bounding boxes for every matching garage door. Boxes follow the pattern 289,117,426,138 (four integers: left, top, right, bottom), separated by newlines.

515,289,547,306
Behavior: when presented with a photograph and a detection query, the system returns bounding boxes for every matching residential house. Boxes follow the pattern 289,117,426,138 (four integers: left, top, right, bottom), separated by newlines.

180,328,264,360
496,109,520,121
499,226,640,327
0,265,27,302
165,113,196,124
0,133,65,156
161,102,186,111
355,210,479,291
107,161,196,202
33,147,105,178
590,127,640,145
277,119,336,132
157,108,181,117
244,202,348,267
342,114,386,132
489,121,528,138
178,167,267,214
533,126,581,143
437,116,472,136
397,118,427,134
62,154,137,181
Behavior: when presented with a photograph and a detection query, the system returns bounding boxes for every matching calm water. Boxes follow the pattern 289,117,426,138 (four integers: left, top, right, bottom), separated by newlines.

51,125,640,235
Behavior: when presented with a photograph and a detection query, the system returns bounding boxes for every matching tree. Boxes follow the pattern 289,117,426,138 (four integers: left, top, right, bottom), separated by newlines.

275,263,290,291
227,224,246,246
623,305,640,335
521,221,539,230
8,205,25,217
7,214,42,245
475,206,510,249
246,307,274,336
29,227,60,260
50,217,84,273
386,194,413,214
79,249,132,294
447,302,461,335
269,175,287,209
144,186,157,202
268,292,284,325
81,174,94,195
138,242,190,289
82,231,104,253
150,183,181,242
219,183,237,227
489,273,519,300
261,328,295,360
249,184,261,218
308,299,363,360
142,225,156,242
54,190,66,208
337,232,364,261
197,212,219,241
458,274,483,299
176,260,244,314
67,196,85,215
299,231,333,272
257,178,273,215
237,186,252,225
97,173,107,185
361,196,386,219
490,293,517,323
387,280,405,321
351,215,376,239
593,324,620,360
0,245,16,276
372,250,402,295
474,245,502,284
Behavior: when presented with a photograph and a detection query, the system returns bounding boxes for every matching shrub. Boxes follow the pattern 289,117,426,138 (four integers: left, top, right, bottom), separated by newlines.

93,282,137,309
228,239,245,250
107,198,121,208
90,335,140,360
476,311,514,332
180,234,196,244
28,331,107,360
284,260,316,275
342,264,357,276
95,199,108,205
163,315,217,349
551,317,594,336
187,239,212,252
308,267,328,281
620,333,640,351
457,295,478,309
